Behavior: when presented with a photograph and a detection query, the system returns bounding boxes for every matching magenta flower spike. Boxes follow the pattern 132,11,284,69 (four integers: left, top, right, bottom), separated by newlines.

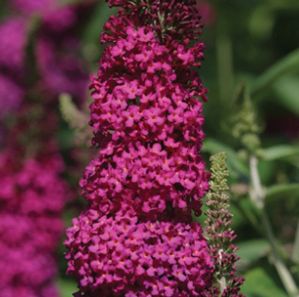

66,1,214,296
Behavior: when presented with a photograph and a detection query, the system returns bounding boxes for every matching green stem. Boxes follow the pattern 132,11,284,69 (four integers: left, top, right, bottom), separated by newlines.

250,156,299,297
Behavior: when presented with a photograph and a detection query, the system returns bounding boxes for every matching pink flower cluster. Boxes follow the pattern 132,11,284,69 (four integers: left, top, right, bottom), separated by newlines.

91,26,205,142
0,152,69,297
81,141,208,218
66,0,213,296
11,0,77,31
66,206,213,297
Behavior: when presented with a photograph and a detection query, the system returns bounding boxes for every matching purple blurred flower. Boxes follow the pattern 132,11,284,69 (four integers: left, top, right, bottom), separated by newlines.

36,36,88,100
6,0,89,104
10,0,54,16
0,18,27,72
11,0,77,30
0,1,91,296
0,214,60,297
0,74,23,120
42,5,77,32
0,152,70,295
0,152,69,219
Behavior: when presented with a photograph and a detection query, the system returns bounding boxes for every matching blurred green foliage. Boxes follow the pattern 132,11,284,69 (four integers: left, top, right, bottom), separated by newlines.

200,1,299,296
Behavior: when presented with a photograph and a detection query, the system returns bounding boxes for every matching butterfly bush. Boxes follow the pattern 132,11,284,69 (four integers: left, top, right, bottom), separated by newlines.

66,1,214,296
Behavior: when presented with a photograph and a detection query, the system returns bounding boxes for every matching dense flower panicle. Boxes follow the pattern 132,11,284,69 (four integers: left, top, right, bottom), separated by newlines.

36,36,88,100
0,214,59,297
0,75,23,119
66,206,213,297
67,0,213,295
89,18,208,217
0,18,27,72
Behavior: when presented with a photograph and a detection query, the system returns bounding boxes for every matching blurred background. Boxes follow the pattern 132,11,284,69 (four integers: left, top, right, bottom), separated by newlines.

0,0,298,296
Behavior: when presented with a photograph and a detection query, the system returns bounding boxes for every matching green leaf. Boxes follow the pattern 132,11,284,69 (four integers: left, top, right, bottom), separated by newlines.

251,48,299,97
273,76,299,116
242,267,288,297
261,145,299,161
249,6,274,40
237,240,270,270
231,203,246,230
232,198,261,233
58,279,77,297
57,128,75,150
265,184,299,200
258,160,276,185
202,138,249,176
